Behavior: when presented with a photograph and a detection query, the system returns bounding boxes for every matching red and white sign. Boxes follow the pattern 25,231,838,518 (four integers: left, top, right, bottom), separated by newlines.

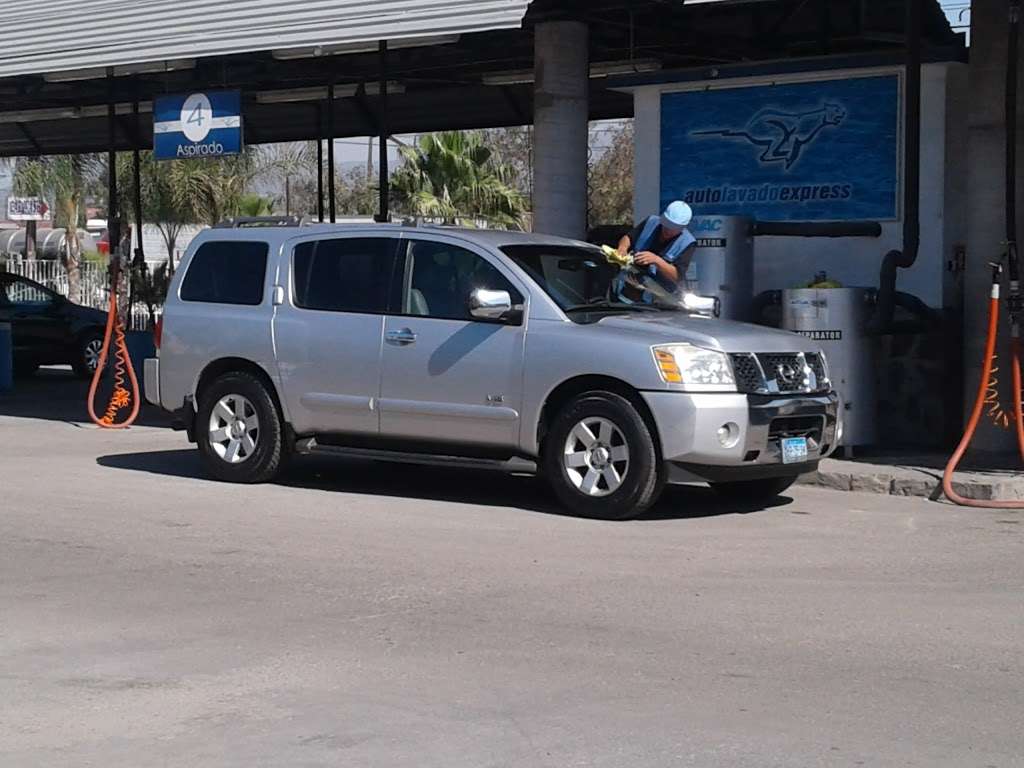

6,197,51,222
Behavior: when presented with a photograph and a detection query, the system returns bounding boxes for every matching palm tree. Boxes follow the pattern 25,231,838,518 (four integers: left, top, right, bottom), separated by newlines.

13,155,100,303
236,193,275,217
390,132,528,229
168,153,260,227
115,152,196,271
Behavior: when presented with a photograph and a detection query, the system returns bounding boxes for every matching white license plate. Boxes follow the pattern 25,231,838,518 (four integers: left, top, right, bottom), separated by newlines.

781,437,808,465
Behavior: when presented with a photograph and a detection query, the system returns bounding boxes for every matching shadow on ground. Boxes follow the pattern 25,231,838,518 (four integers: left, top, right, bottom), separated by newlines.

96,447,794,521
0,367,171,428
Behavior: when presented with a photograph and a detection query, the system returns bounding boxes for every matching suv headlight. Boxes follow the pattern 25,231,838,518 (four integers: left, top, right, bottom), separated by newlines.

652,344,736,391
819,351,831,381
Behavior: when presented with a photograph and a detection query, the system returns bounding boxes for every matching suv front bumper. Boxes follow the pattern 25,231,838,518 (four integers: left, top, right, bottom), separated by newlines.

641,390,840,482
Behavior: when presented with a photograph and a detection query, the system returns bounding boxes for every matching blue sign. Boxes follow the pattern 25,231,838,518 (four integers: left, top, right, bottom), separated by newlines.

154,91,243,160
660,75,899,221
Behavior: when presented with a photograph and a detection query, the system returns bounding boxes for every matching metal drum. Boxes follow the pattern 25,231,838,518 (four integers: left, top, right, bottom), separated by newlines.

686,215,754,322
782,287,876,448
0,228,25,256
37,228,97,259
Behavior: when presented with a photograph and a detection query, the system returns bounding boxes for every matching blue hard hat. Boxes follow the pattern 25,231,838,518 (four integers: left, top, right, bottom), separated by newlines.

661,201,693,229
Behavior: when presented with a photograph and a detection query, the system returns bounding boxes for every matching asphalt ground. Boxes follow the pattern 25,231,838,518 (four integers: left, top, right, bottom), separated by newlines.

1,370,1022,767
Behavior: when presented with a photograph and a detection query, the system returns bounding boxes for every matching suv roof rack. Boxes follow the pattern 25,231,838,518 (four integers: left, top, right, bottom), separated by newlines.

214,215,316,229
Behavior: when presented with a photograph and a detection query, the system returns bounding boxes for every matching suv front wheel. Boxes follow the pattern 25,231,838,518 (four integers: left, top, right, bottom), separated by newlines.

543,392,664,520
197,371,284,484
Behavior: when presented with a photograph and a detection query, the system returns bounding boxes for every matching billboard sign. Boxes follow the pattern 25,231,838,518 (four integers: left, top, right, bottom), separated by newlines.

6,197,50,221
154,91,243,160
660,74,900,221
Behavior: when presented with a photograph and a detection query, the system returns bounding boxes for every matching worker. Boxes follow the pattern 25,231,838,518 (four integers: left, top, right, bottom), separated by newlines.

616,200,697,301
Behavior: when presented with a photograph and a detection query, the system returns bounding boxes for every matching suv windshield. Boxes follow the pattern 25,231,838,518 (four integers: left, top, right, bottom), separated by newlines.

500,244,677,322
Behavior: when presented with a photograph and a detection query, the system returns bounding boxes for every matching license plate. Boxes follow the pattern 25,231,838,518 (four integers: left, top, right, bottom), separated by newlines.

781,437,808,465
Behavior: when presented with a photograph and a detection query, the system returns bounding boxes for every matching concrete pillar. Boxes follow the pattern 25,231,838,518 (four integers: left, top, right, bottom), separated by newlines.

964,0,1023,453
533,20,589,239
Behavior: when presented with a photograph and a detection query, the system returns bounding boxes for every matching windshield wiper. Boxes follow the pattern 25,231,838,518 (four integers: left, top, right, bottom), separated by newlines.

563,300,660,313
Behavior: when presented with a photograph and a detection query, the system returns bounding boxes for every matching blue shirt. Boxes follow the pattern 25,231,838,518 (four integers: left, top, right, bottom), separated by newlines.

630,216,697,296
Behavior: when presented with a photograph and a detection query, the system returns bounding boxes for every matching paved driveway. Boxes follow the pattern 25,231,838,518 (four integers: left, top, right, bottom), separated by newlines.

1,371,1021,767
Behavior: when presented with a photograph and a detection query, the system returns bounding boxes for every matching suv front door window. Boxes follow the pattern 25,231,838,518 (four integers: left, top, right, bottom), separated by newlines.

377,238,526,449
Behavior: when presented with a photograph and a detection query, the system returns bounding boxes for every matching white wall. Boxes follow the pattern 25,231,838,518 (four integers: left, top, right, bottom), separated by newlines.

129,224,206,265
631,63,968,308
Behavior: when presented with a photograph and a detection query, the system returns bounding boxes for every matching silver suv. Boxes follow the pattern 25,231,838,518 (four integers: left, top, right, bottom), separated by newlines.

145,225,840,520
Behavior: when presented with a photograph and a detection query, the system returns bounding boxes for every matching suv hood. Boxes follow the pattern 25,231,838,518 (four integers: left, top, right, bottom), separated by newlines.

592,312,819,353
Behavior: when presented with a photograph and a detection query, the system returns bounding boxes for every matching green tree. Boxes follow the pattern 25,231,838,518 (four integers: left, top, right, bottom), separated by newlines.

390,132,527,229
481,126,533,199
255,142,317,216
167,153,260,226
115,152,196,271
588,121,634,227
236,193,275,217
336,167,379,217
13,155,101,302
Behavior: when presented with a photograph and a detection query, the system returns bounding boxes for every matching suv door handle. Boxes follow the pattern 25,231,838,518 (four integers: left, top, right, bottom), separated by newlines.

385,328,418,346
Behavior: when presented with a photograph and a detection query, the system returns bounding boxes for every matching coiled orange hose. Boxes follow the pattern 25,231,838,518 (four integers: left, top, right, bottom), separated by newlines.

87,264,140,429
942,284,1024,508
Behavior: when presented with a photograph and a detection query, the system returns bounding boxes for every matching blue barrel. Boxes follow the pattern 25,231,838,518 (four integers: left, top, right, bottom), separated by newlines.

0,321,12,393
125,330,156,400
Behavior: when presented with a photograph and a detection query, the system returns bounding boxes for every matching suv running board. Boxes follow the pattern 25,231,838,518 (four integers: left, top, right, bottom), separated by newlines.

295,438,538,475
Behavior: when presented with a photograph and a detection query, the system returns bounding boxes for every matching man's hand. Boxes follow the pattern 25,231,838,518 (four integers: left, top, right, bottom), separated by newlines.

633,251,663,268
634,251,680,284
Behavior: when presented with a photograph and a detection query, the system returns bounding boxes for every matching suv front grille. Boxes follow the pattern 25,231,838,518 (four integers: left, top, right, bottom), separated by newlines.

729,352,829,394
769,415,825,444
729,353,763,393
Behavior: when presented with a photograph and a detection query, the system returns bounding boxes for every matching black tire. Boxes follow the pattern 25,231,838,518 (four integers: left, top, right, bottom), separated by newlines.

196,371,284,484
543,391,664,520
711,475,799,503
13,359,39,378
72,330,104,379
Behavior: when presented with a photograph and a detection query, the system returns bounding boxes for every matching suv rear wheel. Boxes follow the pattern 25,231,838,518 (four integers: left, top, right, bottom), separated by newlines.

543,392,664,520
197,371,284,484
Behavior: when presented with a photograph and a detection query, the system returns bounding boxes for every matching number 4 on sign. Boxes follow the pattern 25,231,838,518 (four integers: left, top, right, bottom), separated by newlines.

187,105,205,127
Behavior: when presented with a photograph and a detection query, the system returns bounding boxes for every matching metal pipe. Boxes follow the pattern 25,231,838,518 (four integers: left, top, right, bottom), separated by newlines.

327,82,336,224
1007,0,1020,286
107,74,119,257
316,104,325,223
132,101,144,263
873,0,923,331
377,40,390,223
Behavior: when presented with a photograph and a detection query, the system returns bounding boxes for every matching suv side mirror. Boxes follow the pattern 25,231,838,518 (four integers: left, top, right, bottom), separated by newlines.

469,288,514,322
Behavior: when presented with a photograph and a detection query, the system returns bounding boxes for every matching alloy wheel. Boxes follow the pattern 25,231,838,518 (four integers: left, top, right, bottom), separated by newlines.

208,394,260,464
563,416,630,497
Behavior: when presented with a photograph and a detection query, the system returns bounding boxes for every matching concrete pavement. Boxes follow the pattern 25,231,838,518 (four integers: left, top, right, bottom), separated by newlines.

1,373,1022,767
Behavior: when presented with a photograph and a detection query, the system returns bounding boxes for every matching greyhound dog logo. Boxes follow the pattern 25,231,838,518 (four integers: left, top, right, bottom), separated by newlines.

692,102,847,170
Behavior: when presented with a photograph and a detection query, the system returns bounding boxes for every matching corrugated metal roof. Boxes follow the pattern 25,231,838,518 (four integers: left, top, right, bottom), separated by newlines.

0,0,532,80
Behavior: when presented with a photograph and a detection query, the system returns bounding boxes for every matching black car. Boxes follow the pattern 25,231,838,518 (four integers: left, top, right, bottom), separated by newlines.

0,272,108,378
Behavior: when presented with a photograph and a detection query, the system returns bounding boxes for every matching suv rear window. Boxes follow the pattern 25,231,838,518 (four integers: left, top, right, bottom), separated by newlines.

180,241,269,305
292,238,396,314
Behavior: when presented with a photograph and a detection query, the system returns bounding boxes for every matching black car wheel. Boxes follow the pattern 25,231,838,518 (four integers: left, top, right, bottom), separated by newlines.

543,391,664,520
196,371,284,484
72,331,105,379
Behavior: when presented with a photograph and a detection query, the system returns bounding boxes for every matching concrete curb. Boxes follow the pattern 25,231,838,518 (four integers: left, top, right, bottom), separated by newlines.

798,458,1024,501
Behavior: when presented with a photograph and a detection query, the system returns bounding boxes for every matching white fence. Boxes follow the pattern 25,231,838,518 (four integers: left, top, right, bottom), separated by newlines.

0,258,165,330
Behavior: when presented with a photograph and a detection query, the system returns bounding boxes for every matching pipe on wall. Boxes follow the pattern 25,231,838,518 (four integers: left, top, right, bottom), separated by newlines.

874,0,923,330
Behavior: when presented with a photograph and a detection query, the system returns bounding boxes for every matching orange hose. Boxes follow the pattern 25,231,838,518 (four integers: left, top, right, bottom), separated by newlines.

1014,337,1024,464
942,288,1024,508
87,265,140,429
